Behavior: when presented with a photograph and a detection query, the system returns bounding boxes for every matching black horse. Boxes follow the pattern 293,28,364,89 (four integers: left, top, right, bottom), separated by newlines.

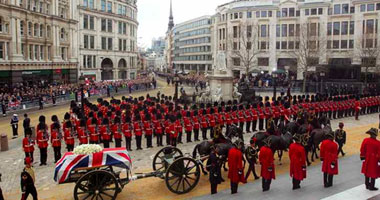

225,124,244,141
251,132,293,164
308,124,332,163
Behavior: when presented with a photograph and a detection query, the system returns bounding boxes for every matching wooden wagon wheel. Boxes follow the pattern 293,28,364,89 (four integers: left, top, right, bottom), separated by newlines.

152,146,183,173
165,157,201,194
74,170,120,200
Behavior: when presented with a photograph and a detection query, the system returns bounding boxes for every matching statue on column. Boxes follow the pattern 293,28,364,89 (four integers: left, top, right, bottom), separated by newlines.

215,51,227,72
200,82,211,102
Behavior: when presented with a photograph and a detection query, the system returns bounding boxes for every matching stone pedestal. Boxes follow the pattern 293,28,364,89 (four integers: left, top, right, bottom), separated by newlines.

207,70,234,102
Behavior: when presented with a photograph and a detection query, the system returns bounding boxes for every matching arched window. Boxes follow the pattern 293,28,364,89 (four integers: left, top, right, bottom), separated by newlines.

0,17,3,33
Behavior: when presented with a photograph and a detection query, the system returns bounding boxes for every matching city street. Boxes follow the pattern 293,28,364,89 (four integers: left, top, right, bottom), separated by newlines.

0,80,379,200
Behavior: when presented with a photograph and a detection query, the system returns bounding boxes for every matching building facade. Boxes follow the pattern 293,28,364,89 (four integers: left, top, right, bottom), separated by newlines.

172,16,213,74
76,0,138,81
0,0,78,84
213,0,380,80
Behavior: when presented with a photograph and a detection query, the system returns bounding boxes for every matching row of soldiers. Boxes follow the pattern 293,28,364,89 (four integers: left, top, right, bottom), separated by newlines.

22,93,380,166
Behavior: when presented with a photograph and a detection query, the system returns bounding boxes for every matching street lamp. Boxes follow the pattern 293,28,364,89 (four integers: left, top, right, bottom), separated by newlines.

272,68,278,99
78,74,86,114
173,73,180,100
320,72,325,94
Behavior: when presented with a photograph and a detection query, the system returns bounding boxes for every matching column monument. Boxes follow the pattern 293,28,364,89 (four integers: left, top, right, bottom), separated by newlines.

207,51,234,102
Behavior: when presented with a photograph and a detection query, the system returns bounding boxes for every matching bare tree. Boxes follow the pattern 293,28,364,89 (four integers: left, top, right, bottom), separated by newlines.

357,33,380,85
227,21,260,76
288,23,327,93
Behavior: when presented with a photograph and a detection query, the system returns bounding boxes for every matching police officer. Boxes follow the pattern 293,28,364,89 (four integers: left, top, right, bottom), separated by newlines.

245,138,260,181
206,146,222,194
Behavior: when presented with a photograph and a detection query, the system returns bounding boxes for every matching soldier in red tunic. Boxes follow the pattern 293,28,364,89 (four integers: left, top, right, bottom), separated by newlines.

227,141,245,194
122,116,132,151
144,114,153,148
259,137,275,191
320,131,339,188
100,118,111,148
36,116,49,166
50,123,62,163
360,128,380,191
22,129,35,162
192,111,200,141
251,104,258,132
244,105,252,133
184,112,193,143
134,115,143,150
112,116,122,148
289,134,307,190
154,114,164,146
201,110,209,140
88,118,99,144
77,119,88,145
175,113,183,144
64,121,75,152
355,97,361,120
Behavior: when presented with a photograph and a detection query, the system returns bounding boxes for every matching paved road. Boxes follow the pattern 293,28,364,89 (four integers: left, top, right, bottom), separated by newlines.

193,154,380,200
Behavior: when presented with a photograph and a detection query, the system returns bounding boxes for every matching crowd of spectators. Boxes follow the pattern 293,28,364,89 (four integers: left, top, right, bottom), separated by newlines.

237,73,290,88
0,77,155,114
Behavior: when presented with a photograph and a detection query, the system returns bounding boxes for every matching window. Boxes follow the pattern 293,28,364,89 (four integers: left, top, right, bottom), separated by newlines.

39,24,44,37
60,28,65,40
233,57,240,66
61,47,66,60
233,42,238,50
289,24,294,36
34,45,38,60
34,24,38,36
247,25,252,38
341,40,348,49
282,24,287,37
282,8,288,17
90,36,94,49
258,58,269,66
276,42,280,49
328,8,332,15
233,26,238,38
289,8,295,17
288,41,294,49
276,25,280,37
349,40,354,48
367,4,375,11
234,13,238,19
268,11,272,17
247,42,252,50
327,22,332,35
311,8,317,15
20,21,24,35
310,23,317,36
333,40,339,49
107,2,112,13
256,11,260,18
29,45,33,60
247,11,252,18
350,6,355,13
89,0,94,9
277,11,281,18
83,0,88,7
89,16,94,30
40,46,44,60
83,15,89,29
101,18,106,31
281,41,287,49
101,0,106,11
261,11,267,18
107,19,112,32
377,3,380,10
101,37,107,49
341,21,348,35
333,22,340,35
239,12,243,18
46,26,51,38
366,19,374,34
327,40,332,49
342,4,349,14
84,35,88,49
108,38,112,50
318,8,323,15
296,10,300,16
334,4,341,14
296,24,300,36
349,21,354,35
305,9,309,16
0,42,3,59
360,4,366,12
260,25,267,37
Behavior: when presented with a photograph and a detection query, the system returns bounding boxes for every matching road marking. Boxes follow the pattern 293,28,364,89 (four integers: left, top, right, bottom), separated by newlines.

322,183,380,200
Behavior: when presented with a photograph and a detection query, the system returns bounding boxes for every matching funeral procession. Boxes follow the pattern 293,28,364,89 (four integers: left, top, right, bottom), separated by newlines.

0,0,380,200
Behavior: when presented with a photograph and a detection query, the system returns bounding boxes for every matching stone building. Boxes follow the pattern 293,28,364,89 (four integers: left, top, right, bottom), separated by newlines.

212,0,380,80
0,0,78,84
76,0,138,81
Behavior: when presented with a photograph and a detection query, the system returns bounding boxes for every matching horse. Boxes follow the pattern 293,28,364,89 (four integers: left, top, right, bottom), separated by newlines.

225,124,244,142
308,124,332,163
251,132,293,164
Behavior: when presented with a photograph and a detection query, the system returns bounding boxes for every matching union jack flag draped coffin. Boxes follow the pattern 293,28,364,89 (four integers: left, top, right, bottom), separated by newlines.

54,148,132,184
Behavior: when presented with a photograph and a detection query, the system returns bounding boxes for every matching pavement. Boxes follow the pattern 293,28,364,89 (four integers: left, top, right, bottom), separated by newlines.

0,80,379,200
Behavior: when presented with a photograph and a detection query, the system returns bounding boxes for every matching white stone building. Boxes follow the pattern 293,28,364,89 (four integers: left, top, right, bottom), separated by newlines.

76,0,138,81
0,0,78,84
213,0,380,80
